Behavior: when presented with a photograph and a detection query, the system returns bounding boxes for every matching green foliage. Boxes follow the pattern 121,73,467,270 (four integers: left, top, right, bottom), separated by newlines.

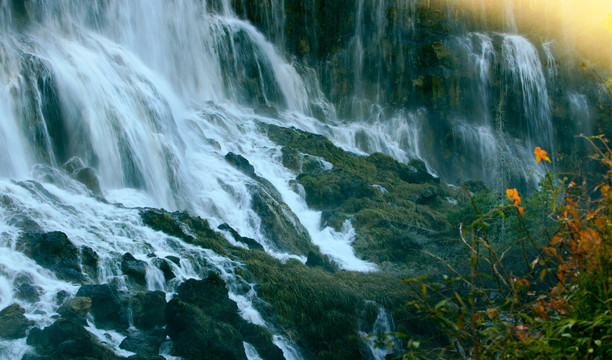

402,136,612,359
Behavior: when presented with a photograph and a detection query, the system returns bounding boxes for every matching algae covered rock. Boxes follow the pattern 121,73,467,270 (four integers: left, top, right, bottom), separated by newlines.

75,284,129,330
0,303,33,339
27,318,119,359
17,231,84,283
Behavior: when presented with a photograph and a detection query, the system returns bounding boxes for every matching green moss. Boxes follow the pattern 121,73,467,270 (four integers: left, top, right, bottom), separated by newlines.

263,123,466,268
140,209,229,255
237,249,418,360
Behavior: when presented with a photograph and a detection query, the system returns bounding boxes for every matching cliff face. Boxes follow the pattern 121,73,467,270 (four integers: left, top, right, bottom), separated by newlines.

234,0,611,189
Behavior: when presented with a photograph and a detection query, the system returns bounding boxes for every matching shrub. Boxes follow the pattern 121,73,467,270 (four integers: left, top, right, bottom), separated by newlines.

402,136,612,359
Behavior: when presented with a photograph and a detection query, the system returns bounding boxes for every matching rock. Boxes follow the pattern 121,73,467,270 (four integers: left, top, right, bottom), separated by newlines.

74,167,102,196
62,157,102,195
176,274,240,323
129,291,166,330
21,354,51,360
62,157,86,174
8,214,43,233
80,246,98,278
218,223,264,250
254,103,279,118
153,258,175,281
305,251,338,272
165,255,180,265
119,329,165,356
127,355,166,360
165,299,247,360
121,253,147,286
250,187,314,256
27,318,118,359
240,323,285,360
0,304,33,339
80,246,98,267
57,297,92,320
76,284,129,330
297,169,375,209
17,231,84,283
15,283,41,303
225,152,256,177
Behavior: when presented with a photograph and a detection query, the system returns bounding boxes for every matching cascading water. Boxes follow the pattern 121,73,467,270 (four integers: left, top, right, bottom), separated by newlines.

0,0,607,358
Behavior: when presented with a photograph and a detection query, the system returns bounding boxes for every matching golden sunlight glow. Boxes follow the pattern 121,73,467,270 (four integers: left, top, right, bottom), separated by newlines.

450,0,612,70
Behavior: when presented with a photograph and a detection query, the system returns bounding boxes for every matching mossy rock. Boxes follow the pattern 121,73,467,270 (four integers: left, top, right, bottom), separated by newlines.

140,209,228,255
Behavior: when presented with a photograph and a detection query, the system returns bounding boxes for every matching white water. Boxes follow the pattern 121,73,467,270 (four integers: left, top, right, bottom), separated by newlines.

0,0,589,357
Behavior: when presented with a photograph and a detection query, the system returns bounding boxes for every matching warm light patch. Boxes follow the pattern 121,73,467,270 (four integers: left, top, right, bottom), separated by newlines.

449,0,612,70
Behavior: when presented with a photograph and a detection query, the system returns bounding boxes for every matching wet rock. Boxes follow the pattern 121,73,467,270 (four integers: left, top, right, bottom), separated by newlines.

153,258,175,281
62,157,102,195
119,329,165,356
27,318,119,359
74,167,102,196
15,283,41,303
165,299,247,360
127,355,165,360
62,156,86,174
21,354,51,360
305,251,338,272
121,253,147,286
76,284,129,330
218,223,264,250
129,291,166,330
297,169,375,209
0,303,33,339
80,246,98,277
254,103,280,118
225,152,256,177
165,255,180,265
57,297,92,320
174,274,284,360
250,187,314,256
17,231,84,283
177,274,239,323
8,214,43,233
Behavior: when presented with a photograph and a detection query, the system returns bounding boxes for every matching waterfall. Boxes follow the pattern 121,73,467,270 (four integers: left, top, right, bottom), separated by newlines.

0,0,604,358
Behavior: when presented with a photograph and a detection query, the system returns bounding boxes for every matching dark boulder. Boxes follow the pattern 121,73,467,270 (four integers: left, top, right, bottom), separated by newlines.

218,223,264,250
225,152,256,177
129,291,166,330
176,274,239,323
27,318,118,359
165,255,180,265
62,157,102,195
165,299,247,360
0,304,33,339
17,231,84,283
121,253,147,286
15,283,41,303
57,296,92,321
76,284,129,330
119,329,165,357
153,257,176,281
74,167,102,196
80,245,99,278
127,355,165,360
